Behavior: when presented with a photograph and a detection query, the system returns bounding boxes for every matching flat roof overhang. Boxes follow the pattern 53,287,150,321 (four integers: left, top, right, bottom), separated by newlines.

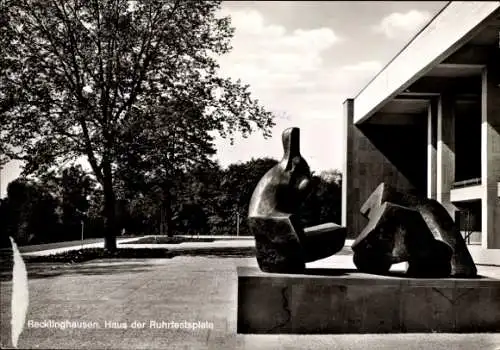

451,184,483,202
352,1,500,125
450,182,500,202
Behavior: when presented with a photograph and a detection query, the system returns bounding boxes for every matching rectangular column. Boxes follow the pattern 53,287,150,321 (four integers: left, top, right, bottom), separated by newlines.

342,99,354,228
437,94,456,217
427,99,437,200
481,63,500,249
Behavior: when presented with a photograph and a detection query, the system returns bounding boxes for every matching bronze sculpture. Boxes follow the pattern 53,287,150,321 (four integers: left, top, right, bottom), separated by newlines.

248,127,346,273
352,183,477,277
249,128,476,278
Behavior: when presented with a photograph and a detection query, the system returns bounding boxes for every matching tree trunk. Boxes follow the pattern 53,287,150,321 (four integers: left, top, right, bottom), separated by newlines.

162,180,174,237
102,162,117,252
165,195,173,237
159,205,168,236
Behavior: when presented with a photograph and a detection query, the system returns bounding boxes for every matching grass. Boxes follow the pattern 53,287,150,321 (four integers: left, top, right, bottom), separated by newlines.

26,247,176,263
1,246,257,268
120,236,215,244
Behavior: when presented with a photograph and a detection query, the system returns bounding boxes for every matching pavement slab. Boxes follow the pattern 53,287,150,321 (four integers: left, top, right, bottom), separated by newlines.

1,253,499,349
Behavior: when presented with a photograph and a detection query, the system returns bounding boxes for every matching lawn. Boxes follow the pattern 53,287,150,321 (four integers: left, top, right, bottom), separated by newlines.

120,236,216,244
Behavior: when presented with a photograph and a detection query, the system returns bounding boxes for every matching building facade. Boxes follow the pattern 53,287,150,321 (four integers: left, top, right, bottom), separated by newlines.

342,2,500,250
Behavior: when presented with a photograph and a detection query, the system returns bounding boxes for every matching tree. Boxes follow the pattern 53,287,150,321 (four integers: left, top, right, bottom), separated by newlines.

177,160,225,235
318,169,342,186
301,170,342,227
177,202,208,236
5,179,39,244
1,178,60,244
215,158,279,235
37,164,96,239
1,0,275,250
0,198,10,247
114,99,220,236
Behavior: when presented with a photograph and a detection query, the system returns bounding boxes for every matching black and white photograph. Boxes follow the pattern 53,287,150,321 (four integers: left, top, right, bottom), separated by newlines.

0,1,499,349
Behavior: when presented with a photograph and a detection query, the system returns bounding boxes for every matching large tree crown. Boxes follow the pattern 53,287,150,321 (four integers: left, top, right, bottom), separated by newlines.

1,0,274,181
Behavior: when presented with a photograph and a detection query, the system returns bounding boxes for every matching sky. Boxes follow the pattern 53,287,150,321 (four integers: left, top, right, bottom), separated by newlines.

0,1,448,197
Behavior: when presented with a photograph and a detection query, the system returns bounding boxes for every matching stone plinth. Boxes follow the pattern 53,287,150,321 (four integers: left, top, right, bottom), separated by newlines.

237,267,500,334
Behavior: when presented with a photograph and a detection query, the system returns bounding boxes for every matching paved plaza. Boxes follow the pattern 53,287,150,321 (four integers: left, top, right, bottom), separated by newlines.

1,249,499,349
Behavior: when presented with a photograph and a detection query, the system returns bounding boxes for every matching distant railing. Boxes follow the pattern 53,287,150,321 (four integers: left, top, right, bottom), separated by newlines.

452,178,481,189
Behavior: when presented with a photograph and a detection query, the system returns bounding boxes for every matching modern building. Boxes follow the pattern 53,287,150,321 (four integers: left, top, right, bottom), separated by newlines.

342,2,500,251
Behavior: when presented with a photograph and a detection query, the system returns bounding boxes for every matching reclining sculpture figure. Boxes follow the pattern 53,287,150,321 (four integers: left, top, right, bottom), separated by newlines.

248,127,346,273
352,183,477,278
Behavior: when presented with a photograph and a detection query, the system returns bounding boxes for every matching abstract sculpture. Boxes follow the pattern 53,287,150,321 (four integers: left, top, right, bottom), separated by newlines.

352,183,477,278
248,127,346,273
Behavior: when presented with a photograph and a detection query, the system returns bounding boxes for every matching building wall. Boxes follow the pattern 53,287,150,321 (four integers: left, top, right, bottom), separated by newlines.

343,105,427,238
481,49,500,248
455,101,482,182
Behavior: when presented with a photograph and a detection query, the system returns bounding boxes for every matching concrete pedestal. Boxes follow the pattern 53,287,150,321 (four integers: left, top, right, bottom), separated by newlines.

237,267,500,334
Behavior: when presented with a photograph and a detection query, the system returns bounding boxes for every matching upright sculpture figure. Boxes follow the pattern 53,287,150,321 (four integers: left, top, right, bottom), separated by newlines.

352,183,477,277
248,127,346,273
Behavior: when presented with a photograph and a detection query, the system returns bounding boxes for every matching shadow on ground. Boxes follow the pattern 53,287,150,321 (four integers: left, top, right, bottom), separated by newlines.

0,262,159,281
0,246,354,281
304,268,356,276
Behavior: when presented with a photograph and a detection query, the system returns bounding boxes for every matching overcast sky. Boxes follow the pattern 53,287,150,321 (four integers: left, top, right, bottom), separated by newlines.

0,1,447,197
